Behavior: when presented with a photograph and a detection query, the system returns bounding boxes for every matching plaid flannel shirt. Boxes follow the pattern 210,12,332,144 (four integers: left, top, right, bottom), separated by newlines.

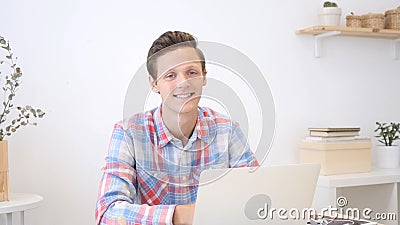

95,105,259,225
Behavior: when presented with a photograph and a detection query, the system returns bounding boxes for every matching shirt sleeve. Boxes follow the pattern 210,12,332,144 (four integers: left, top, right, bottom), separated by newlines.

228,122,260,168
95,122,176,225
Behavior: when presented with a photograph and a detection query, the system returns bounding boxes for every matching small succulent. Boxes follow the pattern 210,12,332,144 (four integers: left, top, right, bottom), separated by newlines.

0,36,45,141
374,122,400,146
323,1,338,7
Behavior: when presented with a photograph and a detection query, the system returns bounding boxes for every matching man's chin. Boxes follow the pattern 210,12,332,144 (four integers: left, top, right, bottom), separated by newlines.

178,104,198,114
162,99,200,115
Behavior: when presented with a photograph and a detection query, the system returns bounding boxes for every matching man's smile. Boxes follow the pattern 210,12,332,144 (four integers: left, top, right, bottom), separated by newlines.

173,92,195,99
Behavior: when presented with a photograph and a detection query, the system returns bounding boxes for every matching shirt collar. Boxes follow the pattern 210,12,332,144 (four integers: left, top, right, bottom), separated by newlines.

154,105,216,148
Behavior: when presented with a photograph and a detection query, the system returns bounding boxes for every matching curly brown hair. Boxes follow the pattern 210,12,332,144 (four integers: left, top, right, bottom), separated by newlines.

146,31,206,79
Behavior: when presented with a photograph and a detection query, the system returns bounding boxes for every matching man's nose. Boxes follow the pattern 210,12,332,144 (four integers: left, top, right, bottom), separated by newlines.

175,73,191,89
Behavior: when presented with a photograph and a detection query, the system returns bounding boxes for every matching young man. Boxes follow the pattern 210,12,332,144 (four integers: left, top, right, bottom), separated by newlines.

95,31,259,225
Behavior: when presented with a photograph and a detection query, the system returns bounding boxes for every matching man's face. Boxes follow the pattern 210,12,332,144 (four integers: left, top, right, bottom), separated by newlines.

149,47,206,115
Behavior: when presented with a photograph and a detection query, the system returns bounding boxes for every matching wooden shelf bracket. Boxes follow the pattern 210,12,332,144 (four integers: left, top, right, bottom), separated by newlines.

314,31,341,58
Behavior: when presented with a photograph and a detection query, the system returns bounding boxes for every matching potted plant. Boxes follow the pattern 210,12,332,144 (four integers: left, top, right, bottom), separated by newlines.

0,36,45,201
374,122,400,168
319,1,342,26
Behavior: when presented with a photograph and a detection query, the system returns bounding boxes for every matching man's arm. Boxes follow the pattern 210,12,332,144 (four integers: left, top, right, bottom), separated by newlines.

95,122,176,225
172,204,196,225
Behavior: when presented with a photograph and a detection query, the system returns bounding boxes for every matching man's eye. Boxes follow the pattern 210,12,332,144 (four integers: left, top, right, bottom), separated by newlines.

165,73,175,79
188,70,198,76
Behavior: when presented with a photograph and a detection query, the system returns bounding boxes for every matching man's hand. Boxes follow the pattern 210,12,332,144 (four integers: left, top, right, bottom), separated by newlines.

173,203,196,225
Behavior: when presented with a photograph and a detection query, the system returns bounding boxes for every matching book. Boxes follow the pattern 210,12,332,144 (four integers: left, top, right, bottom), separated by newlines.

304,136,369,142
308,127,361,132
310,130,360,137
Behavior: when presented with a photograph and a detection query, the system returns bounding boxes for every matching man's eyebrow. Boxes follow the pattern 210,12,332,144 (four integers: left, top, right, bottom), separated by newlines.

181,62,202,69
156,63,201,81
162,63,201,73
160,70,173,77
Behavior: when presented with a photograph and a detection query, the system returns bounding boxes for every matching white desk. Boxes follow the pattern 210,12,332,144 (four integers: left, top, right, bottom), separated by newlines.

313,168,400,225
0,193,43,225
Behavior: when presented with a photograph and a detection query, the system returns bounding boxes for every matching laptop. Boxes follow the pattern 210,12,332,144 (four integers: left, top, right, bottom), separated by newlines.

192,163,321,225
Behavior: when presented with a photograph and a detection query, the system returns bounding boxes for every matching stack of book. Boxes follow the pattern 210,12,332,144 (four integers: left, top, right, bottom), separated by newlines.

305,127,368,142
299,126,372,175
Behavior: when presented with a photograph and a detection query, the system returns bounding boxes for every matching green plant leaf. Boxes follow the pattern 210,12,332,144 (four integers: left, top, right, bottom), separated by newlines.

30,108,36,117
38,112,45,118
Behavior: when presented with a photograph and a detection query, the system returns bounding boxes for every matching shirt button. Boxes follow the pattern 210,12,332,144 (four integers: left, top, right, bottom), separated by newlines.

154,173,158,177
182,177,187,181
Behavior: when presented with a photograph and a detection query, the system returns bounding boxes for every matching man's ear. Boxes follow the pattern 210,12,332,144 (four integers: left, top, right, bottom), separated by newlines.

202,71,207,86
148,75,160,93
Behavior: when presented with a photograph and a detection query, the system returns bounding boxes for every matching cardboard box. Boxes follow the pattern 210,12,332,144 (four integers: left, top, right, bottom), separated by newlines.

298,140,371,175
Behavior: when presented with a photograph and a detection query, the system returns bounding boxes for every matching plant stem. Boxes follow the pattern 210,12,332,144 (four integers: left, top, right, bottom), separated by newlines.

0,46,17,140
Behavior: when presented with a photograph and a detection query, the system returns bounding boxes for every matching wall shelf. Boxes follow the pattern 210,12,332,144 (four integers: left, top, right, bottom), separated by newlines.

296,26,400,59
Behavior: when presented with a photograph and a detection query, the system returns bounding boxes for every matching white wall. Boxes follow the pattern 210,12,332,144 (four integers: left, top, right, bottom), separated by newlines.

1,0,399,224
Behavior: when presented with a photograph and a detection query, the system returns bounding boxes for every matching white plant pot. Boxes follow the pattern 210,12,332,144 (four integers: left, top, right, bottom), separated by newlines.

318,7,342,26
376,145,400,169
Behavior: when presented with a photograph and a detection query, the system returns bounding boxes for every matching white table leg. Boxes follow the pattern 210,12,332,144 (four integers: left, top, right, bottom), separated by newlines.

20,211,24,225
6,213,12,225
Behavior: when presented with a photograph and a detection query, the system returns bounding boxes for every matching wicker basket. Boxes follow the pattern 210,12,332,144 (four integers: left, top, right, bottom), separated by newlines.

346,13,362,28
361,13,385,29
385,7,400,30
